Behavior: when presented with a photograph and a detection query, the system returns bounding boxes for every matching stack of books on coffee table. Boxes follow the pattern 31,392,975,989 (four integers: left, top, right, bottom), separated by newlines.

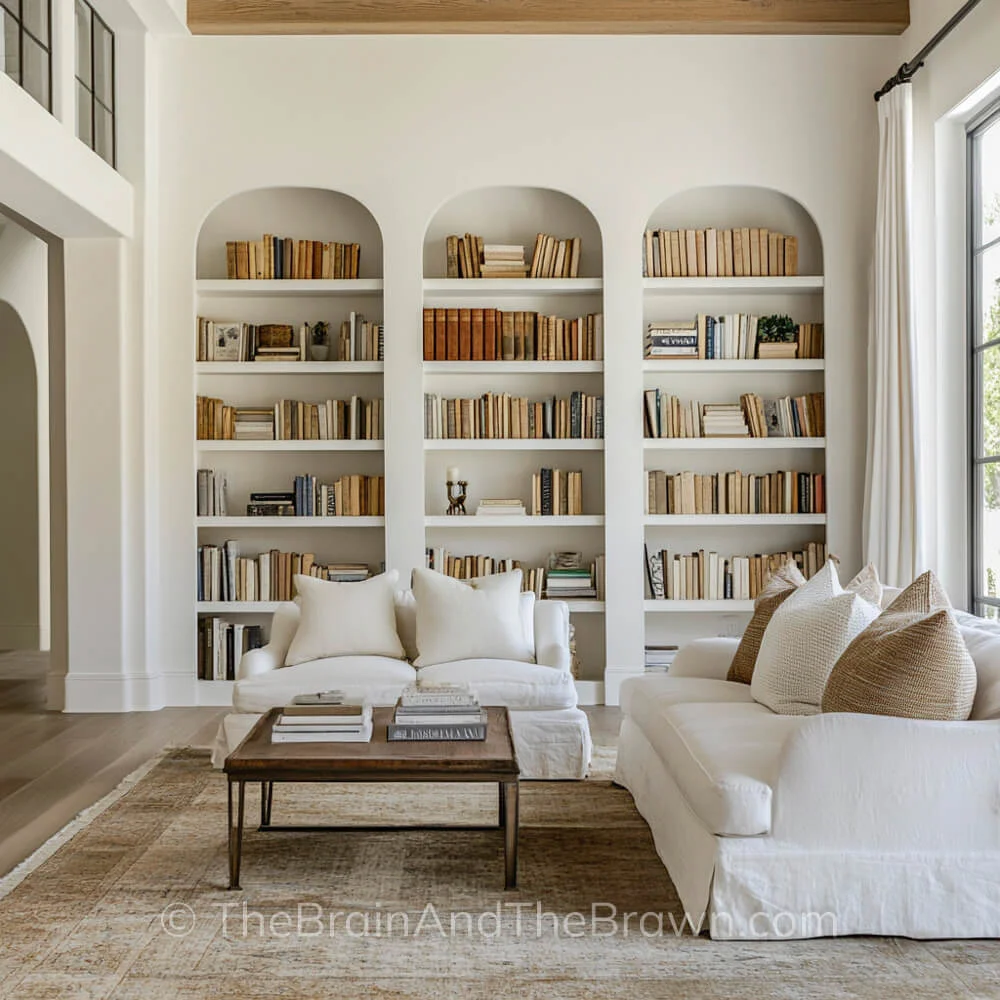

271,703,373,743
387,684,487,741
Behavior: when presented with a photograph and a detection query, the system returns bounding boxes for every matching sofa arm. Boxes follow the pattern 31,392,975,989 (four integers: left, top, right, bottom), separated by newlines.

236,644,284,680
534,599,571,672
773,712,1000,850
668,638,739,680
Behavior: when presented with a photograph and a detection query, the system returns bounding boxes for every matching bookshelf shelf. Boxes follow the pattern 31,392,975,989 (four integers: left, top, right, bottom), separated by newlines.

642,359,824,373
424,361,603,374
196,279,384,297
566,601,605,613
644,514,826,526
642,277,823,295
198,602,283,613
423,278,602,297
424,515,604,528
424,439,604,451
196,516,385,528
196,362,384,375
644,600,755,613
196,440,384,452
643,437,825,451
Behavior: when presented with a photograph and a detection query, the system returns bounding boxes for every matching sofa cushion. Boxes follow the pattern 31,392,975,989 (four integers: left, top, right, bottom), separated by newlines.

751,560,880,715
955,610,1000,720
285,571,405,666
823,571,976,721
233,656,416,713
417,659,577,710
632,700,803,835
727,561,806,684
620,673,755,718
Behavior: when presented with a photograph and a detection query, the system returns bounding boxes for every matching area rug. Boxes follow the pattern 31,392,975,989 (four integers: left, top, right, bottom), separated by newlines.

0,751,994,1000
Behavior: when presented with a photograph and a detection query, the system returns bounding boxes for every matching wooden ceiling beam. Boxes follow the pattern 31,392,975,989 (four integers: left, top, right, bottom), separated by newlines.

187,0,910,36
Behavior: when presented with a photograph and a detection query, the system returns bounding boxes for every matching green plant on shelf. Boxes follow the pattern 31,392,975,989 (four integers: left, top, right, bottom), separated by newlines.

310,321,330,346
756,314,797,344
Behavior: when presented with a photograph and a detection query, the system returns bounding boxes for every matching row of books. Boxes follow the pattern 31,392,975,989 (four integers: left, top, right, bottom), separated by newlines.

645,470,825,516
197,468,228,516
224,236,362,280
423,551,605,601
532,469,584,517
445,233,583,279
196,316,384,364
643,391,825,439
645,316,824,361
247,474,385,518
196,396,383,441
422,308,603,362
197,543,372,602
644,543,828,601
642,228,799,278
197,619,263,681
425,392,604,440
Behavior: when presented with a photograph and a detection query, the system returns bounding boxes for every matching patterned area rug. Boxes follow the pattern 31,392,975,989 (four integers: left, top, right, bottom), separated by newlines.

0,750,995,999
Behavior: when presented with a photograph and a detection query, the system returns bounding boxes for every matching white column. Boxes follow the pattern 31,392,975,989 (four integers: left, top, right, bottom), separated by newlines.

601,220,646,705
50,0,77,132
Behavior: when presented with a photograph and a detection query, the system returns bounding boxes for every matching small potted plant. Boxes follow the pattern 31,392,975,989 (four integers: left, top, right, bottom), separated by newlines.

309,321,330,361
756,314,798,359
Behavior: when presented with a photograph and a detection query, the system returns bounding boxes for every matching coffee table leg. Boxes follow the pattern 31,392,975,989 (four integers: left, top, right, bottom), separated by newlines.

228,780,245,889
498,782,506,828
502,780,519,890
260,781,274,827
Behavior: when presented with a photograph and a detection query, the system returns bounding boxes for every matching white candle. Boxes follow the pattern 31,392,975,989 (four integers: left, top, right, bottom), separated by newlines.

446,466,460,482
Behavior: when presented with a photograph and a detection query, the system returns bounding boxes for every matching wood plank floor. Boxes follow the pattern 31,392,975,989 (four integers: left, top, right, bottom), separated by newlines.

0,651,225,879
0,651,621,879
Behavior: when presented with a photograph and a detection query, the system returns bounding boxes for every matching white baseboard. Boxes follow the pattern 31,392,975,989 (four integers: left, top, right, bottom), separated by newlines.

603,666,644,706
574,679,604,705
62,672,165,712
0,625,40,650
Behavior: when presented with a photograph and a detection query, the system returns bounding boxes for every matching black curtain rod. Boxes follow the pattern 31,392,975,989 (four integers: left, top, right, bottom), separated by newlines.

874,0,985,101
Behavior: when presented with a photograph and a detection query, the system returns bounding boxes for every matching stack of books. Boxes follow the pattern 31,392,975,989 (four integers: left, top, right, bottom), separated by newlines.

545,568,598,600
644,645,679,672
645,320,698,359
480,245,529,278
476,499,526,517
387,684,487,741
271,703,373,743
701,404,750,438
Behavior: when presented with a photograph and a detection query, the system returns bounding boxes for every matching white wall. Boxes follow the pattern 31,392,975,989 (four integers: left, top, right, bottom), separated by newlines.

150,33,893,703
0,220,50,650
904,0,1000,605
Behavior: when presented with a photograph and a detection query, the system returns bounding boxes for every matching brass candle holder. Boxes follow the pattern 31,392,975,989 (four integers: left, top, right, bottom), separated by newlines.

446,480,468,516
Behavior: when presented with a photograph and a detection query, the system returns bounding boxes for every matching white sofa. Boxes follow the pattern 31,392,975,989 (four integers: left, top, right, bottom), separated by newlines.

212,590,592,779
614,611,1000,940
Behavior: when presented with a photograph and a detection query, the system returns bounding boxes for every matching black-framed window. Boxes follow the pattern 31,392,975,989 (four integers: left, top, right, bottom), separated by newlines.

0,0,52,110
74,0,114,166
970,101,1000,619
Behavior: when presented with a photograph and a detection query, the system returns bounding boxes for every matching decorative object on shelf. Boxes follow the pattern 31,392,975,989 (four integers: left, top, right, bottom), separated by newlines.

756,314,798,360
642,227,798,278
309,321,330,361
445,467,468,516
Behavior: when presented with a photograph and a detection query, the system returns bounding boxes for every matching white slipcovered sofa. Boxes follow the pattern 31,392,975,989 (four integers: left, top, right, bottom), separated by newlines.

614,611,1000,940
212,589,592,779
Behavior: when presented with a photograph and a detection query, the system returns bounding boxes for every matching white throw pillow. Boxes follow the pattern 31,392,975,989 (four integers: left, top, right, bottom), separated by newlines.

751,560,880,715
284,571,405,666
412,567,535,667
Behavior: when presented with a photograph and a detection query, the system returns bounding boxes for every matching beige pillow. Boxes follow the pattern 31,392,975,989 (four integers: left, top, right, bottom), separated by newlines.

284,571,405,666
822,571,977,721
727,561,806,684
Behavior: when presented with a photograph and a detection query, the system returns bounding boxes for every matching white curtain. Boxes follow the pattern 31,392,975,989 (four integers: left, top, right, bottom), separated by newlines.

863,84,923,588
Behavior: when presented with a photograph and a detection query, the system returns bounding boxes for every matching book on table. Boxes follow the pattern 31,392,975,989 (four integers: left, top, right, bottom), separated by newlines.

388,685,487,740
271,703,373,742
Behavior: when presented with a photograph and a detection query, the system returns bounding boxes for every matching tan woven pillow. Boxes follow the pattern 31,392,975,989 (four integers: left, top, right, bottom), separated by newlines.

727,560,807,684
822,571,977,720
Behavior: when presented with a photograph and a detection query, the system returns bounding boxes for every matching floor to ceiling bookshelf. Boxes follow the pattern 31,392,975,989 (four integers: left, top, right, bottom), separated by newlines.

191,184,826,706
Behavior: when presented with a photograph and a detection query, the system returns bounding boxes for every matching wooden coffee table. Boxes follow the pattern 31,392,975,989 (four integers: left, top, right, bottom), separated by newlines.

224,706,520,890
